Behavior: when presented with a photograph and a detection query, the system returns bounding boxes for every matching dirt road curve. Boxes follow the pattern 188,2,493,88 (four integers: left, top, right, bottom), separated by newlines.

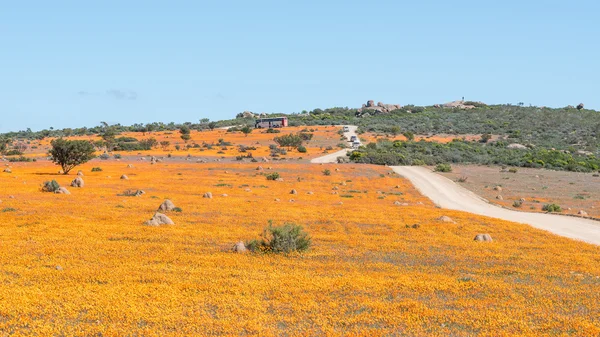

310,125,360,164
392,166,600,245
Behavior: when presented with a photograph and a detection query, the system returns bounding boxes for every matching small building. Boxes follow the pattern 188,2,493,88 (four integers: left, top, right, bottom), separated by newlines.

255,117,288,129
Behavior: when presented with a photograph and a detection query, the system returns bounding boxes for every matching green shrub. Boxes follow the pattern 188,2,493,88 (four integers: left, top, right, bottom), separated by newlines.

297,145,307,153
91,167,102,172
8,156,32,162
2,207,16,212
42,180,60,193
246,222,311,254
323,169,331,176
542,203,562,212
508,168,518,173
173,207,183,212
434,163,452,172
266,172,280,180
513,200,523,208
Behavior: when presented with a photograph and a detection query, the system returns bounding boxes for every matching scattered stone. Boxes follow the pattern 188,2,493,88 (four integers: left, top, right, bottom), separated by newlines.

394,201,402,205
144,212,174,226
55,187,71,195
55,265,63,271
70,177,84,188
439,216,455,223
120,175,129,180
158,199,175,212
289,199,295,202
474,234,493,242
127,164,134,168
307,191,314,195
274,198,280,202
338,201,344,205
493,186,502,192
496,195,503,200
77,170,84,176
578,210,588,216
3,168,11,173
232,241,248,253
507,144,527,149
290,189,297,195
256,166,263,171
203,192,213,199
275,178,284,182
519,198,526,202
332,186,339,190
221,194,228,197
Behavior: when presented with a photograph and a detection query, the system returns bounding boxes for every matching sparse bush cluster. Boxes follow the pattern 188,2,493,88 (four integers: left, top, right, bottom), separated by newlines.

350,139,600,172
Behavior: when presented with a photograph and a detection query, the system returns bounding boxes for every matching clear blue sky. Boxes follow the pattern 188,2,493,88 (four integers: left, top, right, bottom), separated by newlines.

1,0,598,132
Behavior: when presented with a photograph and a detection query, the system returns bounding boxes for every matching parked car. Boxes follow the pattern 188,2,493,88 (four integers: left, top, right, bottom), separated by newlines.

343,126,350,132
352,141,360,149
350,135,357,142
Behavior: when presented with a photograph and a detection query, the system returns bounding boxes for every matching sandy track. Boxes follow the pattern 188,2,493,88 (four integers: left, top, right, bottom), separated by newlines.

391,166,600,245
310,125,359,164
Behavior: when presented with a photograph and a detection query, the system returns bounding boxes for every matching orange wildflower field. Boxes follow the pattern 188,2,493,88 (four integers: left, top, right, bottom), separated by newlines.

1,158,600,336
24,126,344,160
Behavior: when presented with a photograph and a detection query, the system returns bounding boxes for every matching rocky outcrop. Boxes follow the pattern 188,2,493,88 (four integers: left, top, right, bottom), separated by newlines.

357,100,402,116
441,100,483,109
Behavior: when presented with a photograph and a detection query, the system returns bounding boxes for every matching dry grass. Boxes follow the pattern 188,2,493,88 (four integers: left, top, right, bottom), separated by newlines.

0,160,599,336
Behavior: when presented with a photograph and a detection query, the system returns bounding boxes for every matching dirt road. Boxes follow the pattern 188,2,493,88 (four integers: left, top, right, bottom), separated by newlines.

392,166,600,245
310,125,360,164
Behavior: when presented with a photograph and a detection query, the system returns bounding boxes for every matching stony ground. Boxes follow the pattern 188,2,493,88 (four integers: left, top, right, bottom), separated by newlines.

438,165,600,218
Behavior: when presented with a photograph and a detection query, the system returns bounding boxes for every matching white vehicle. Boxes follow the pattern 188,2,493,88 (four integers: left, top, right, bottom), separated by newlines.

352,141,360,149
342,126,350,132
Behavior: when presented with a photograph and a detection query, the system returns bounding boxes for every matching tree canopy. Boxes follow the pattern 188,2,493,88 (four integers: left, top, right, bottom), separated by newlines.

49,139,96,174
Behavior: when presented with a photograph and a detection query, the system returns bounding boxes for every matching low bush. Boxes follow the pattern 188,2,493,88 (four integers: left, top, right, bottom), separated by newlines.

266,172,280,180
434,163,452,172
42,180,60,193
246,221,311,254
542,203,562,212
297,145,307,153
7,156,33,162
91,167,103,172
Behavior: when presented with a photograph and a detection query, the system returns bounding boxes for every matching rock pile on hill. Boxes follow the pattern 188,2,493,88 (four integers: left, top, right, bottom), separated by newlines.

357,100,402,116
